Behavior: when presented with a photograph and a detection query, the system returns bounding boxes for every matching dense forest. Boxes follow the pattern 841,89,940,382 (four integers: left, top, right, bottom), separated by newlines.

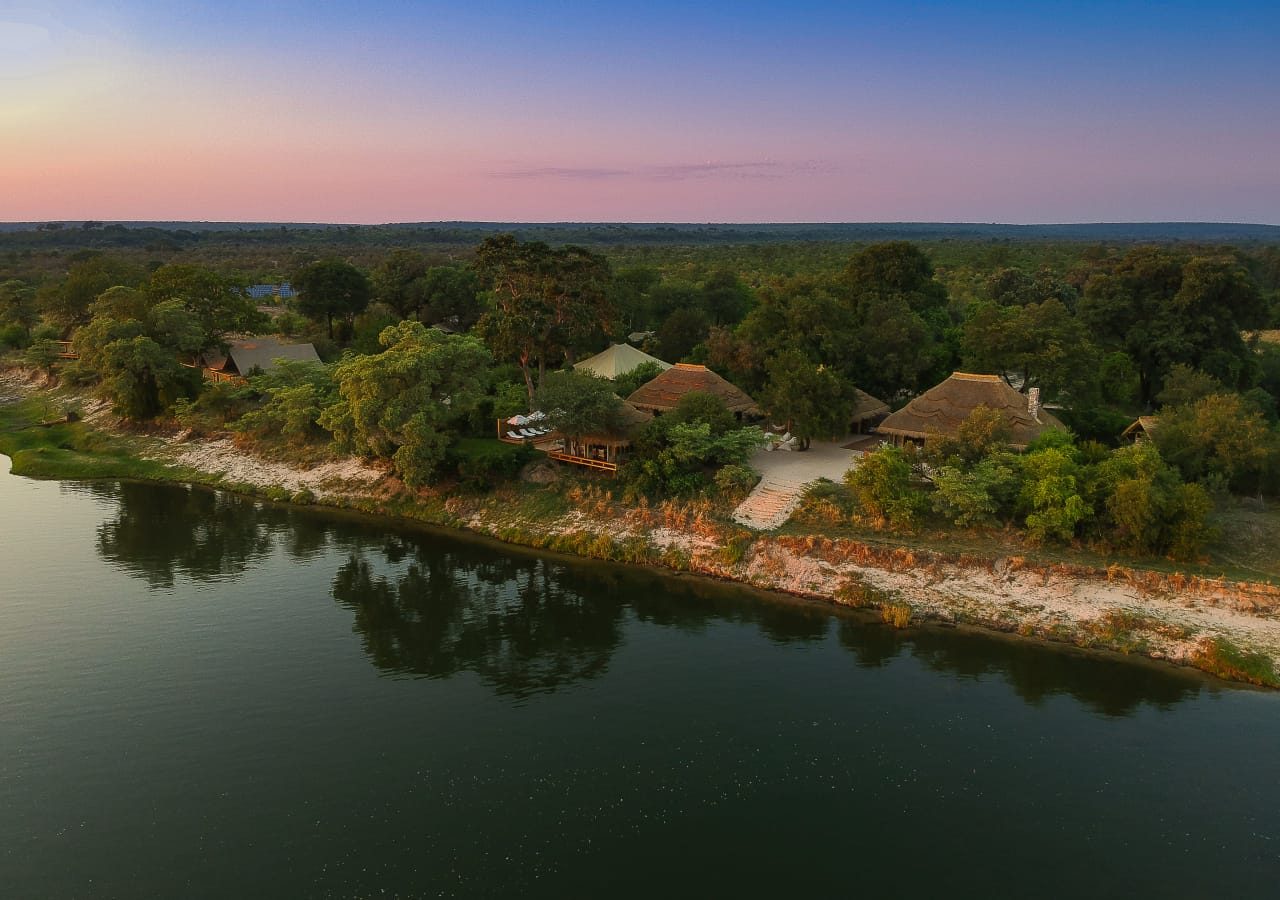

3,223,1278,562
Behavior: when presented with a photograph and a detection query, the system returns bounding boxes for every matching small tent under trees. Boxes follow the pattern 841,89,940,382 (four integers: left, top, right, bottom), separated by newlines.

573,343,671,379
877,372,1064,449
626,363,760,417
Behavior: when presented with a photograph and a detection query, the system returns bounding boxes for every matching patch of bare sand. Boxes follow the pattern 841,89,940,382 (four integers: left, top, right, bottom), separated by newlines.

162,437,384,496
737,539,1280,668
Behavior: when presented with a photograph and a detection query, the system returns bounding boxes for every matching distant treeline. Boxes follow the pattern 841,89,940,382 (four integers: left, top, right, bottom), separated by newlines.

3,221,1279,250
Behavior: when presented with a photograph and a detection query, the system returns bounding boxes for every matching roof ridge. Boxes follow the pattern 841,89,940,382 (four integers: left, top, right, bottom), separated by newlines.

950,372,1002,382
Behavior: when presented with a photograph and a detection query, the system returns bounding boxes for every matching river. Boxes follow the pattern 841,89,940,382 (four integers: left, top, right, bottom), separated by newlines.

1,455,1277,897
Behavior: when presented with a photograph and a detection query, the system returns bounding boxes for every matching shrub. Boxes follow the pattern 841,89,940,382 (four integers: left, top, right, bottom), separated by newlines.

845,445,927,530
880,601,913,628
450,438,535,490
713,463,758,500
0,323,28,349
1191,637,1279,687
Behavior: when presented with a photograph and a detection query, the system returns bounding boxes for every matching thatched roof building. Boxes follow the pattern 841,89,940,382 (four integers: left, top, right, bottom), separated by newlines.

573,343,671,379
877,372,1065,449
201,336,321,376
850,387,889,431
626,363,760,415
1121,416,1159,443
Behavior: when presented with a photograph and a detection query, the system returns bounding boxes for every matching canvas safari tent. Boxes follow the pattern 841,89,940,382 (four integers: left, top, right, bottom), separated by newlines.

573,343,671,380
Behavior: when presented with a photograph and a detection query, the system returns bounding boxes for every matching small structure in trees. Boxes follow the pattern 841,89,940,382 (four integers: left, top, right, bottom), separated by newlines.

877,372,1064,449
1121,416,1160,443
548,401,652,474
573,343,671,379
626,363,760,418
850,387,889,433
198,336,321,381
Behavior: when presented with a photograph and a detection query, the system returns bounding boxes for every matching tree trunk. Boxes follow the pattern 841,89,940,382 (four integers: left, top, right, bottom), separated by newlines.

521,364,535,411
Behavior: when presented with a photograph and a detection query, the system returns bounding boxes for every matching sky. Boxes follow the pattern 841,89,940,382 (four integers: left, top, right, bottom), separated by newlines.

1,0,1277,224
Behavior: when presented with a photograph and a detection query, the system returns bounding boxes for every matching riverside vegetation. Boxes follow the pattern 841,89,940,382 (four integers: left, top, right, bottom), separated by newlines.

2,228,1279,686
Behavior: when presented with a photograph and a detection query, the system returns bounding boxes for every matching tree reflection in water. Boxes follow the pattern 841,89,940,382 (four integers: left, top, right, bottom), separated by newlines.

91,481,1208,713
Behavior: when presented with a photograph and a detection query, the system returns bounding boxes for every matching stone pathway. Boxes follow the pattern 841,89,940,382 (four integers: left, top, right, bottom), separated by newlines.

731,436,869,530
732,474,809,530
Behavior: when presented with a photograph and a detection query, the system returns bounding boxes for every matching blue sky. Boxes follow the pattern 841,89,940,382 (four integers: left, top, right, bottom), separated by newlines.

3,1,1277,222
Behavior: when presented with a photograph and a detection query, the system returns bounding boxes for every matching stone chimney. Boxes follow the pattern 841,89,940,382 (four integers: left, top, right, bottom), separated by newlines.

1027,387,1042,423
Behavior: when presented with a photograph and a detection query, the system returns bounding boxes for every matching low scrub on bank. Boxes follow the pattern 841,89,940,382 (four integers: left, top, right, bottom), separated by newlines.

1191,637,1280,688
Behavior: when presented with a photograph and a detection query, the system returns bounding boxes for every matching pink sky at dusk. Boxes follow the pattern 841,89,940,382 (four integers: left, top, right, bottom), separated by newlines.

2,2,1278,224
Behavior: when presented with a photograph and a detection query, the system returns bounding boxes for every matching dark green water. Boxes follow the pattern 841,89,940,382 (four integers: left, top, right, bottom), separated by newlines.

1,456,1278,898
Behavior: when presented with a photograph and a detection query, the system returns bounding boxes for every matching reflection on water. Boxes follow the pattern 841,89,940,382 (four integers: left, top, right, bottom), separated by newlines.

90,480,1208,714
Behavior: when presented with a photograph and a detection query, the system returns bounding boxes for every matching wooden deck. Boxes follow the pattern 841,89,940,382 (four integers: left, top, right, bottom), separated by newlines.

54,340,77,359
548,450,618,473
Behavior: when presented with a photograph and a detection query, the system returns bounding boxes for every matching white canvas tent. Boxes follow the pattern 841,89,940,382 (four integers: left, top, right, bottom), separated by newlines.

573,343,671,380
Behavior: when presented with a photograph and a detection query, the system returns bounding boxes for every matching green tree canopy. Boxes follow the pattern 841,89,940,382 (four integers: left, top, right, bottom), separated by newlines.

292,258,373,339
319,321,491,486
536,370,626,439
760,350,854,449
473,235,614,407
41,254,144,330
146,264,264,349
1080,248,1266,402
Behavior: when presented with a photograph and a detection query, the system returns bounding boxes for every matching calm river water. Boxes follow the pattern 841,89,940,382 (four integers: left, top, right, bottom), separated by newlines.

1,455,1278,897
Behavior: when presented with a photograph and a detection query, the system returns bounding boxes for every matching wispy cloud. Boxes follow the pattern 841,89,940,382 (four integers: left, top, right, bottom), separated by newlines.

488,160,834,181
489,166,632,180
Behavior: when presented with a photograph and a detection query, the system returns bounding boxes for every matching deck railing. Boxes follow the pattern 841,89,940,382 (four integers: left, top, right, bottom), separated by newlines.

54,340,78,359
548,451,618,473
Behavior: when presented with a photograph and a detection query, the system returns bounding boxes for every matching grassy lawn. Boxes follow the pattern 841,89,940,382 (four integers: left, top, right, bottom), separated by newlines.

0,395,193,482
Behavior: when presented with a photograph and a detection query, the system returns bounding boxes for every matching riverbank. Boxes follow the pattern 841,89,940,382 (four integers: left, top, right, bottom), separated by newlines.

2,368,1278,688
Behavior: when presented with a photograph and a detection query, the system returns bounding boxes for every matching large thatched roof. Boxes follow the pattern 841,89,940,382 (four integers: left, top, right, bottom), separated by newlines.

877,372,1065,448
574,343,671,379
851,387,889,422
625,363,760,415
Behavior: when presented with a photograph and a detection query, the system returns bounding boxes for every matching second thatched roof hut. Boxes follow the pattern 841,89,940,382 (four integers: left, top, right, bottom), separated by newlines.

625,363,760,416
877,372,1064,449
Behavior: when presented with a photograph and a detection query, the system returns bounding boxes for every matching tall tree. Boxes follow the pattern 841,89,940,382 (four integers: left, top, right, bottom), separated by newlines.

473,235,613,407
371,249,429,320
0,279,38,340
759,350,854,449
293,259,372,339
41,254,144,330
319,322,491,486
146,264,264,350
961,298,1099,400
1079,248,1266,402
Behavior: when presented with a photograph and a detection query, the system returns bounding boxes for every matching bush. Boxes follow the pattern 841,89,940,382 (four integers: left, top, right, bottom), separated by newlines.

845,445,927,530
713,463,758,500
1191,637,1279,687
450,438,535,490
0,323,28,349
